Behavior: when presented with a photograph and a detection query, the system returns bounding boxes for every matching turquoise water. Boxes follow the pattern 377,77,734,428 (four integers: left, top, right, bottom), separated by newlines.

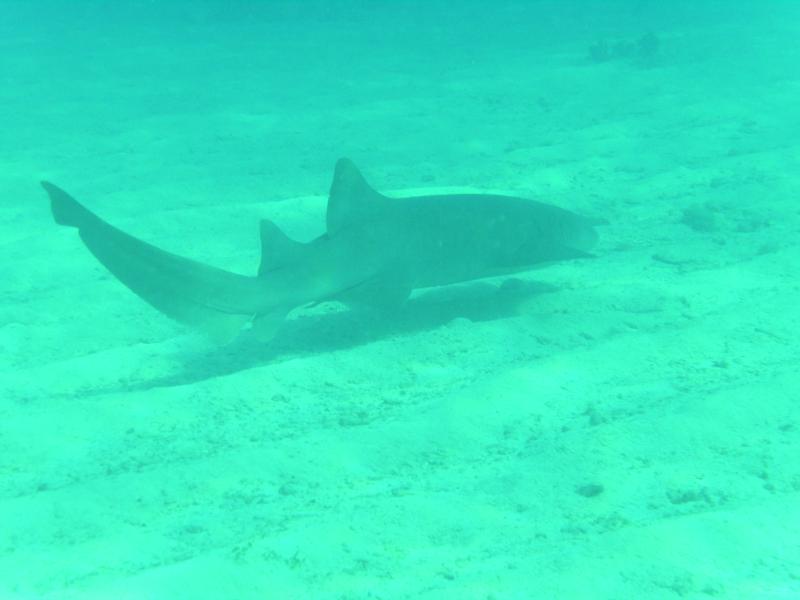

2,1,799,598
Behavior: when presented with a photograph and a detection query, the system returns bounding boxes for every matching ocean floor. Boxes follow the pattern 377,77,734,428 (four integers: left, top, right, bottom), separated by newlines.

1,2,799,598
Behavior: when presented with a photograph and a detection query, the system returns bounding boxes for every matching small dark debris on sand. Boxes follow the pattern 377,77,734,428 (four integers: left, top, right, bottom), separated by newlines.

589,32,660,66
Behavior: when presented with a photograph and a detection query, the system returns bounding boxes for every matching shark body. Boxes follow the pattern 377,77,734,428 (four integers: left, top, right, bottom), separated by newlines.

42,158,599,341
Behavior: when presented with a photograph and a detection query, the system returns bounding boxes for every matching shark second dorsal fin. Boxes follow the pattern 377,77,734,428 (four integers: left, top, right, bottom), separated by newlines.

327,158,385,236
258,219,306,277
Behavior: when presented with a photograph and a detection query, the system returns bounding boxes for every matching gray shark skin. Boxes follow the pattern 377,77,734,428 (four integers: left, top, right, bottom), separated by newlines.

42,159,599,342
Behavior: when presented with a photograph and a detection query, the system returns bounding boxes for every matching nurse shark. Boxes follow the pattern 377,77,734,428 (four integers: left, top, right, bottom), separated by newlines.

41,159,600,342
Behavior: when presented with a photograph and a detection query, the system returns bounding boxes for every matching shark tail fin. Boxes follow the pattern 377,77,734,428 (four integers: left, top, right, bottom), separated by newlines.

41,182,274,343
42,181,96,228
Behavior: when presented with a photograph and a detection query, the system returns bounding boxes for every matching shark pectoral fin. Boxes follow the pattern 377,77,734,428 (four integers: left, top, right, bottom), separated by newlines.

335,272,412,310
42,182,270,343
257,219,307,276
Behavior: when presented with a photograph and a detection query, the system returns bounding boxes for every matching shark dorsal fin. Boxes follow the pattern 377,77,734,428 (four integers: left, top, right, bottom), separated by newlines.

257,219,306,277
327,158,384,235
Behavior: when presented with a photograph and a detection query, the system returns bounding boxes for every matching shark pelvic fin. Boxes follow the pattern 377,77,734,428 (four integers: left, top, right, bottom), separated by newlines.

249,305,292,341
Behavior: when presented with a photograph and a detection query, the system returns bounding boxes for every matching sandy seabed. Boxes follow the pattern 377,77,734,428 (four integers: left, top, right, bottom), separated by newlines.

1,3,799,598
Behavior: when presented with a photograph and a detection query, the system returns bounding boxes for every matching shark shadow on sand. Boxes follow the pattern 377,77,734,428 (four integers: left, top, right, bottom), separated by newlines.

140,277,556,391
